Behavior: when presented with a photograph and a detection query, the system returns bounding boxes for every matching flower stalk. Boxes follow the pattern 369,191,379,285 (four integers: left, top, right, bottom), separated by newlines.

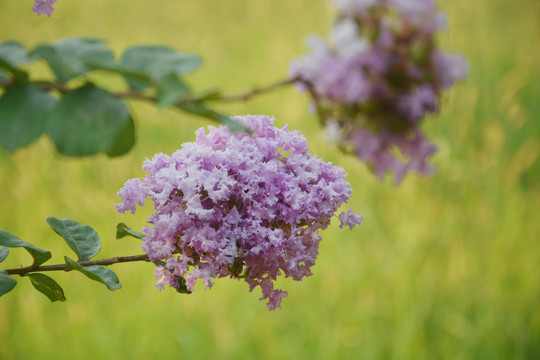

4,254,150,276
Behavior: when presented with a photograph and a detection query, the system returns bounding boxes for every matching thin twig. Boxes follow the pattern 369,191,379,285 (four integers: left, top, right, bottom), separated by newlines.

212,76,300,102
4,254,150,276
0,76,301,105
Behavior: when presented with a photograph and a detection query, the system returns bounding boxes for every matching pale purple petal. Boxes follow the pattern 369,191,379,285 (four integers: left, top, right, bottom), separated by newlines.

338,209,364,230
291,0,467,183
116,115,362,310
32,0,57,17
115,178,146,214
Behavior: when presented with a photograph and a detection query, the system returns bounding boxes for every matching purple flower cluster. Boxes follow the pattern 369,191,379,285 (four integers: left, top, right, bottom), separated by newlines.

116,115,362,310
32,0,57,17
291,0,468,183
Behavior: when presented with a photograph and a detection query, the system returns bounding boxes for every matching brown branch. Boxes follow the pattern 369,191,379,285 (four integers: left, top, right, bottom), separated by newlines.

211,76,300,102
0,76,301,105
4,254,150,276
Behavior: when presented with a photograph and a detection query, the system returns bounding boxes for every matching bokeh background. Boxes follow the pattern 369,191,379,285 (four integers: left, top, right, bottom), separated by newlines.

1,0,539,358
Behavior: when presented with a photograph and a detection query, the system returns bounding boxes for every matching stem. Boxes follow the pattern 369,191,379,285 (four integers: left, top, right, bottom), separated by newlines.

210,76,300,102
4,254,150,276
0,76,301,105
0,75,324,129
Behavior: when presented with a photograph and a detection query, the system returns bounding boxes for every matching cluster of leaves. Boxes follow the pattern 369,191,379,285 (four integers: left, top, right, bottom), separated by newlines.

0,38,246,157
0,219,144,302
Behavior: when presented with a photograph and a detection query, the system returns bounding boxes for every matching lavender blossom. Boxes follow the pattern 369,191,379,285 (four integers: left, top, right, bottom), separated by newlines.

339,209,364,229
291,0,468,183
32,0,57,17
116,115,362,310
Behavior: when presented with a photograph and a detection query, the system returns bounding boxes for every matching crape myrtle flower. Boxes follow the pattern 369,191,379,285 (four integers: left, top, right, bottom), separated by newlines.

32,0,57,17
291,0,468,183
116,115,362,310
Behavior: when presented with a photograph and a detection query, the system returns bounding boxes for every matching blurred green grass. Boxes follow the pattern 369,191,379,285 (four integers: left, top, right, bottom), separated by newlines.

1,0,540,359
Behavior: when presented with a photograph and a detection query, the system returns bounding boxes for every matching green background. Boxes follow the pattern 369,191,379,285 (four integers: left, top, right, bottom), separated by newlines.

1,0,539,358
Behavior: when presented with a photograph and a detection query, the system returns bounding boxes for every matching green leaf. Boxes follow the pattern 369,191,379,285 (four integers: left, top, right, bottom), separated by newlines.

0,229,51,266
175,103,249,132
0,59,28,82
0,247,8,263
174,275,192,294
87,62,150,82
105,113,136,157
194,88,221,102
120,46,202,90
0,84,58,153
31,38,114,82
0,271,17,297
46,85,133,157
65,257,121,291
27,273,66,302
156,73,191,108
116,223,145,240
0,41,36,66
46,217,101,261
0,41,34,82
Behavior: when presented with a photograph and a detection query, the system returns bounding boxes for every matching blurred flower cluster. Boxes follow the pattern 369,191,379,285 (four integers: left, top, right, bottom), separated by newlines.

291,0,468,183
116,115,362,310
32,0,57,17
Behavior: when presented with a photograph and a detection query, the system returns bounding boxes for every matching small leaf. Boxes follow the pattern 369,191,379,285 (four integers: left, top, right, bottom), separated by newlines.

148,52,202,80
0,41,34,82
156,73,191,108
0,59,28,82
27,273,66,302
120,46,202,90
0,247,8,263
65,257,121,291
87,61,151,87
175,103,249,132
116,223,145,240
46,217,101,261
0,84,58,153
174,275,192,294
0,41,36,66
31,38,114,82
46,85,132,157
0,229,51,266
195,88,221,102
0,271,17,297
